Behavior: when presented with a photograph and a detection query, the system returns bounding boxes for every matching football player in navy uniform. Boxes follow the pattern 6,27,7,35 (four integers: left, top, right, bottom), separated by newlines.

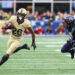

61,16,75,59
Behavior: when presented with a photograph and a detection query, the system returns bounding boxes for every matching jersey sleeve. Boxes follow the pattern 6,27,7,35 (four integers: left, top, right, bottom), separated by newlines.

8,16,15,23
24,19,31,28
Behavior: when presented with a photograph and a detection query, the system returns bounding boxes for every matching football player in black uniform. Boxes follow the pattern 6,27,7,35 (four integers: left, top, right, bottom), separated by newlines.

61,16,75,59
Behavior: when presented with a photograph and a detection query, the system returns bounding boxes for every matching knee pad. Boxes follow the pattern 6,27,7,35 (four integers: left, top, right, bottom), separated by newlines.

61,48,66,53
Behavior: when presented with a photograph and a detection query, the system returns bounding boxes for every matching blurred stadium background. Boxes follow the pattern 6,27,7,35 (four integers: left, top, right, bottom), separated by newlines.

0,0,75,35
0,0,75,75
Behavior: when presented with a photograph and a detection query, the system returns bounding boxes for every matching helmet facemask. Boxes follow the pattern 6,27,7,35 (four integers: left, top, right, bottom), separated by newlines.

17,8,27,24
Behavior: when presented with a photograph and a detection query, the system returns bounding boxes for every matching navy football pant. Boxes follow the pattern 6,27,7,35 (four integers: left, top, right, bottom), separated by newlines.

61,40,75,53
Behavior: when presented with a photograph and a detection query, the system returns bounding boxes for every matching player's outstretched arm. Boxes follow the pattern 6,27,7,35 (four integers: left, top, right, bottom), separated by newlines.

28,27,36,50
4,25,15,29
4,22,15,29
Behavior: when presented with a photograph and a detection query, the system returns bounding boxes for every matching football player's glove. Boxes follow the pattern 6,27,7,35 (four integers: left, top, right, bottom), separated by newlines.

31,42,36,50
31,39,36,50
4,25,15,29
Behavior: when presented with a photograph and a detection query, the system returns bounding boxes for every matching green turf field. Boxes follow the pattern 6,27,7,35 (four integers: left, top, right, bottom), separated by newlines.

0,36,75,75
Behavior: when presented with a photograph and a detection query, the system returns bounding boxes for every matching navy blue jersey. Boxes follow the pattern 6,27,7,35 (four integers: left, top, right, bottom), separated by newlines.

61,16,75,59
67,19,75,40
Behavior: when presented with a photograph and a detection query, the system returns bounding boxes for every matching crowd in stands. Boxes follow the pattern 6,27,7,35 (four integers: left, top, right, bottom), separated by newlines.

0,10,75,35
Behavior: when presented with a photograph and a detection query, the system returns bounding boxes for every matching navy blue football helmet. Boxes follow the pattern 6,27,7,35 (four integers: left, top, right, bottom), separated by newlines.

65,16,74,24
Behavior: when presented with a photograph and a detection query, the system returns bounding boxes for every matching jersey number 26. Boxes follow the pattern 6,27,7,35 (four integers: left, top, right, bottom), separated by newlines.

12,28,23,37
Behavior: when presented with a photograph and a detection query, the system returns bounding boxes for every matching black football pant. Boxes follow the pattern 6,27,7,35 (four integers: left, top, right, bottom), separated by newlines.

61,40,75,53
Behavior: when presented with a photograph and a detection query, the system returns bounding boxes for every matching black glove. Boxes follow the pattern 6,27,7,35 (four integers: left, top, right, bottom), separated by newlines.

31,39,36,50
31,42,36,50
4,25,15,29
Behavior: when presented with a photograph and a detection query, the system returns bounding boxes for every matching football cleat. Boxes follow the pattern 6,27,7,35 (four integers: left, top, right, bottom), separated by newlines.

22,44,30,50
70,50,74,59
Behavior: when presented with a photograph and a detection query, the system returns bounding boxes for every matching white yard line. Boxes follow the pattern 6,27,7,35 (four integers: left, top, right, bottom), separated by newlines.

46,45,62,47
1,73,75,75
55,49,74,57
3,63,75,64
0,68,75,70
36,38,67,40
66,55,71,57
0,58,65,60
56,50,61,52
37,42,65,44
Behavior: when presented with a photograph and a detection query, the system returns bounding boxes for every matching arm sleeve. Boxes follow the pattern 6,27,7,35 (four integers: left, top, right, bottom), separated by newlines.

8,16,14,23
4,16,15,29
25,20,31,28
